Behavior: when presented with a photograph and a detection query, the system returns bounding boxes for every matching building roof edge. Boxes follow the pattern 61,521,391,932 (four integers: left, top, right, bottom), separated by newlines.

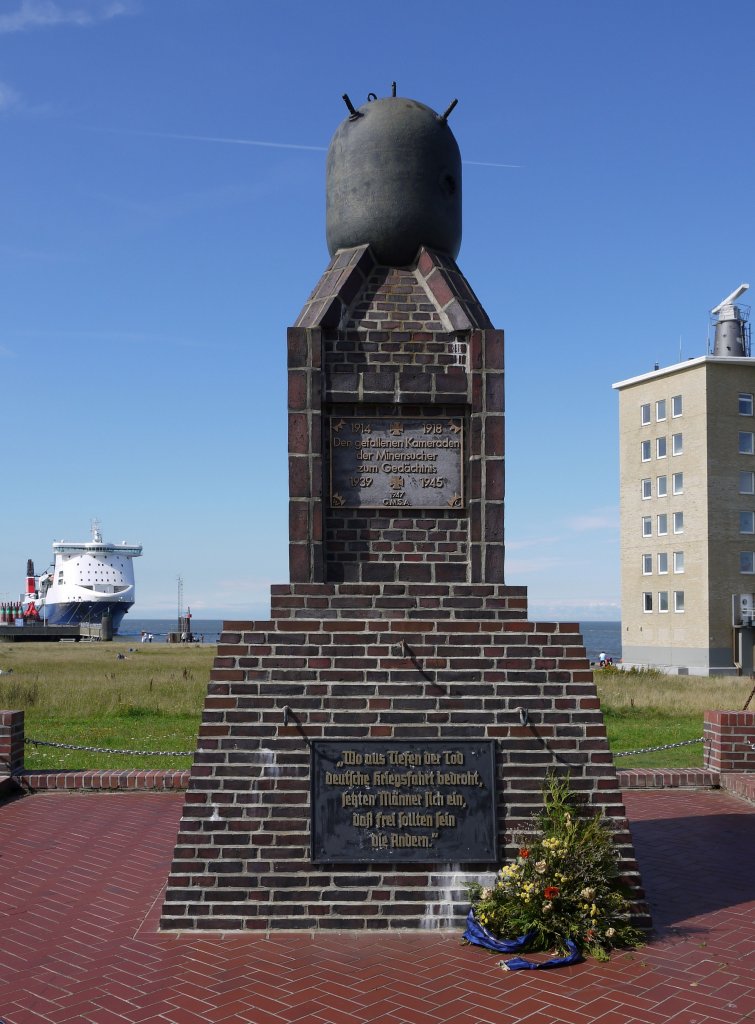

611,354,755,391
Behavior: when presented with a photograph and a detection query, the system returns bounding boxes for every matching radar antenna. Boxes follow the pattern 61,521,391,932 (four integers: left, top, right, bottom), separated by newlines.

711,283,751,358
711,283,749,315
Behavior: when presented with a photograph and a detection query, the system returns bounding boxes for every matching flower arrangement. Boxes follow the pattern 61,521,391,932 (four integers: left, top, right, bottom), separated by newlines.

465,773,644,962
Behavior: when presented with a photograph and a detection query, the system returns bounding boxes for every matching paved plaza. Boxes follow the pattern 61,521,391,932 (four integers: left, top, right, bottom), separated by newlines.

1,787,754,1024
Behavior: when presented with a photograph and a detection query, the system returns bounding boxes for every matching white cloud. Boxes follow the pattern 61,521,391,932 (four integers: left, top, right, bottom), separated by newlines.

0,0,130,34
0,81,20,111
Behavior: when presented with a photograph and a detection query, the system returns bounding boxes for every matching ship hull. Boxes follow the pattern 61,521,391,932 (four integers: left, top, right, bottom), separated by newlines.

42,601,133,633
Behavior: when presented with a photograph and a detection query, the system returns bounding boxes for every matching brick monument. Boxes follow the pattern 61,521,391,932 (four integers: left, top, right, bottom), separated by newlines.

161,91,645,931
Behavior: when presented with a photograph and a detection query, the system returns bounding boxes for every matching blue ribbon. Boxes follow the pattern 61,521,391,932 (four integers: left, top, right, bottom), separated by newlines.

501,938,582,971
462,910,583,970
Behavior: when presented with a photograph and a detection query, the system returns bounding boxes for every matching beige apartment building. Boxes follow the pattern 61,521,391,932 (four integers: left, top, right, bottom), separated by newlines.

614,345,755,675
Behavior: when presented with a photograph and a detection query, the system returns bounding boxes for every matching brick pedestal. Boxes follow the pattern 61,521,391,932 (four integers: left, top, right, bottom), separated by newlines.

162,240,646,931
160,612,646,930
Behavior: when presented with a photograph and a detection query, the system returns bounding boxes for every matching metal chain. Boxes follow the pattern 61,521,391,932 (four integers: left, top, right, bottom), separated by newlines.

25,737,193,757
614,736,704,757
25,735,705,760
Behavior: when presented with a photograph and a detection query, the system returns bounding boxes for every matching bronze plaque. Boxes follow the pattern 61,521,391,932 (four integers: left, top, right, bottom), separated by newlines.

329,417,464,509
311,740,497,863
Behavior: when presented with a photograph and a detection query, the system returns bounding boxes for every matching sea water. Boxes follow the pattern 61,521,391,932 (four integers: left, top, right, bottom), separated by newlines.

123,617,622,662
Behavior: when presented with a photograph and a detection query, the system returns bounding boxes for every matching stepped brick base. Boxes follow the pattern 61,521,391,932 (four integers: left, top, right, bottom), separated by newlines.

161,609,648,932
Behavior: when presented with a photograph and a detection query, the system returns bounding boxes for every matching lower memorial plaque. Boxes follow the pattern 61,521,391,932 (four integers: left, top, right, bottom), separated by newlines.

311,740,497,863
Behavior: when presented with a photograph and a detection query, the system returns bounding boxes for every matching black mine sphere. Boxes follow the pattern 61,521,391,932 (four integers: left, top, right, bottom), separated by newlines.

326,96,462,267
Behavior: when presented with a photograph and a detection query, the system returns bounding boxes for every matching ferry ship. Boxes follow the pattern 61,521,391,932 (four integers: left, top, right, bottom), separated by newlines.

14,523,142,633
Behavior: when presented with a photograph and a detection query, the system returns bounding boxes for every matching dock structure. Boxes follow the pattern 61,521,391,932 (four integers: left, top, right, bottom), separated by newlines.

0,621,112,643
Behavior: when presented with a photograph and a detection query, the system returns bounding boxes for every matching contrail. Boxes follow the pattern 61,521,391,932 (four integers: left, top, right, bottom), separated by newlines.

88,127,521,166
112,129,328,152
464,159,521,169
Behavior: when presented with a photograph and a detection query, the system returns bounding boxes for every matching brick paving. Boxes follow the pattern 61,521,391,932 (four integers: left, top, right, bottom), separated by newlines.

0,788,754,1024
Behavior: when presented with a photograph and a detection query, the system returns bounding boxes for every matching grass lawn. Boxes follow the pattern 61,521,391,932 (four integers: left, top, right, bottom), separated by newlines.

0,642,751,771
0,641,212,770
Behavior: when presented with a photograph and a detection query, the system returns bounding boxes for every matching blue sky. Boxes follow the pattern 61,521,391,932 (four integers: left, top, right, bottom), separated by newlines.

2,0,753,621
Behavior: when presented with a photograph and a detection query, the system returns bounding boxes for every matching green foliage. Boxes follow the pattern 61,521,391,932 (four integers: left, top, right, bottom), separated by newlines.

467,774,644,959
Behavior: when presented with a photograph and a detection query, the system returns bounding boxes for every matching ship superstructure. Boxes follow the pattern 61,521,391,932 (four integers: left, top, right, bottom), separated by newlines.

18,523,142,633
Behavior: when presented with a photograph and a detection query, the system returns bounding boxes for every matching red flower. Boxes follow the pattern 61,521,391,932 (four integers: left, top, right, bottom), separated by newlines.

544,886,560,900
519,848,530,858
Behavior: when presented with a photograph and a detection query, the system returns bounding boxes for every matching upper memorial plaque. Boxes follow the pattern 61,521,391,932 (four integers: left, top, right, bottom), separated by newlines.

329,416,464,509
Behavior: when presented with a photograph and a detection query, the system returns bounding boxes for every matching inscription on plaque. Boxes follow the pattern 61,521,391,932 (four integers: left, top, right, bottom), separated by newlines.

311,740,497,863
329,417,464,509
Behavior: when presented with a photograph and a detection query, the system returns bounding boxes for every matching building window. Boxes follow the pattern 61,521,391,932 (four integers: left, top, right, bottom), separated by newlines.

672,394,683,417
673,551,685,573
642,554,652,574
656,399,666,421
656,437,667,459
740,552,755,574
673,511,684,533
658,552,668,574
641,440,651,462
740,472,755,494
657,475,667,497
674,591,685,612
641,403,651,425
658,591,669,612
641,478,652,499
672,433,683,455
740,511,755,534
643,592,653,612
672,472,683,495
739,393,754,416
739,432,755,455
642,517,652,537
657,513,668,535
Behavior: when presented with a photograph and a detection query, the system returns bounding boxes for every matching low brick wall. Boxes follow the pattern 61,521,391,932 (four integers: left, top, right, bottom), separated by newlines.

704,710,755,772
616,767,718,789
0,709,190,796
